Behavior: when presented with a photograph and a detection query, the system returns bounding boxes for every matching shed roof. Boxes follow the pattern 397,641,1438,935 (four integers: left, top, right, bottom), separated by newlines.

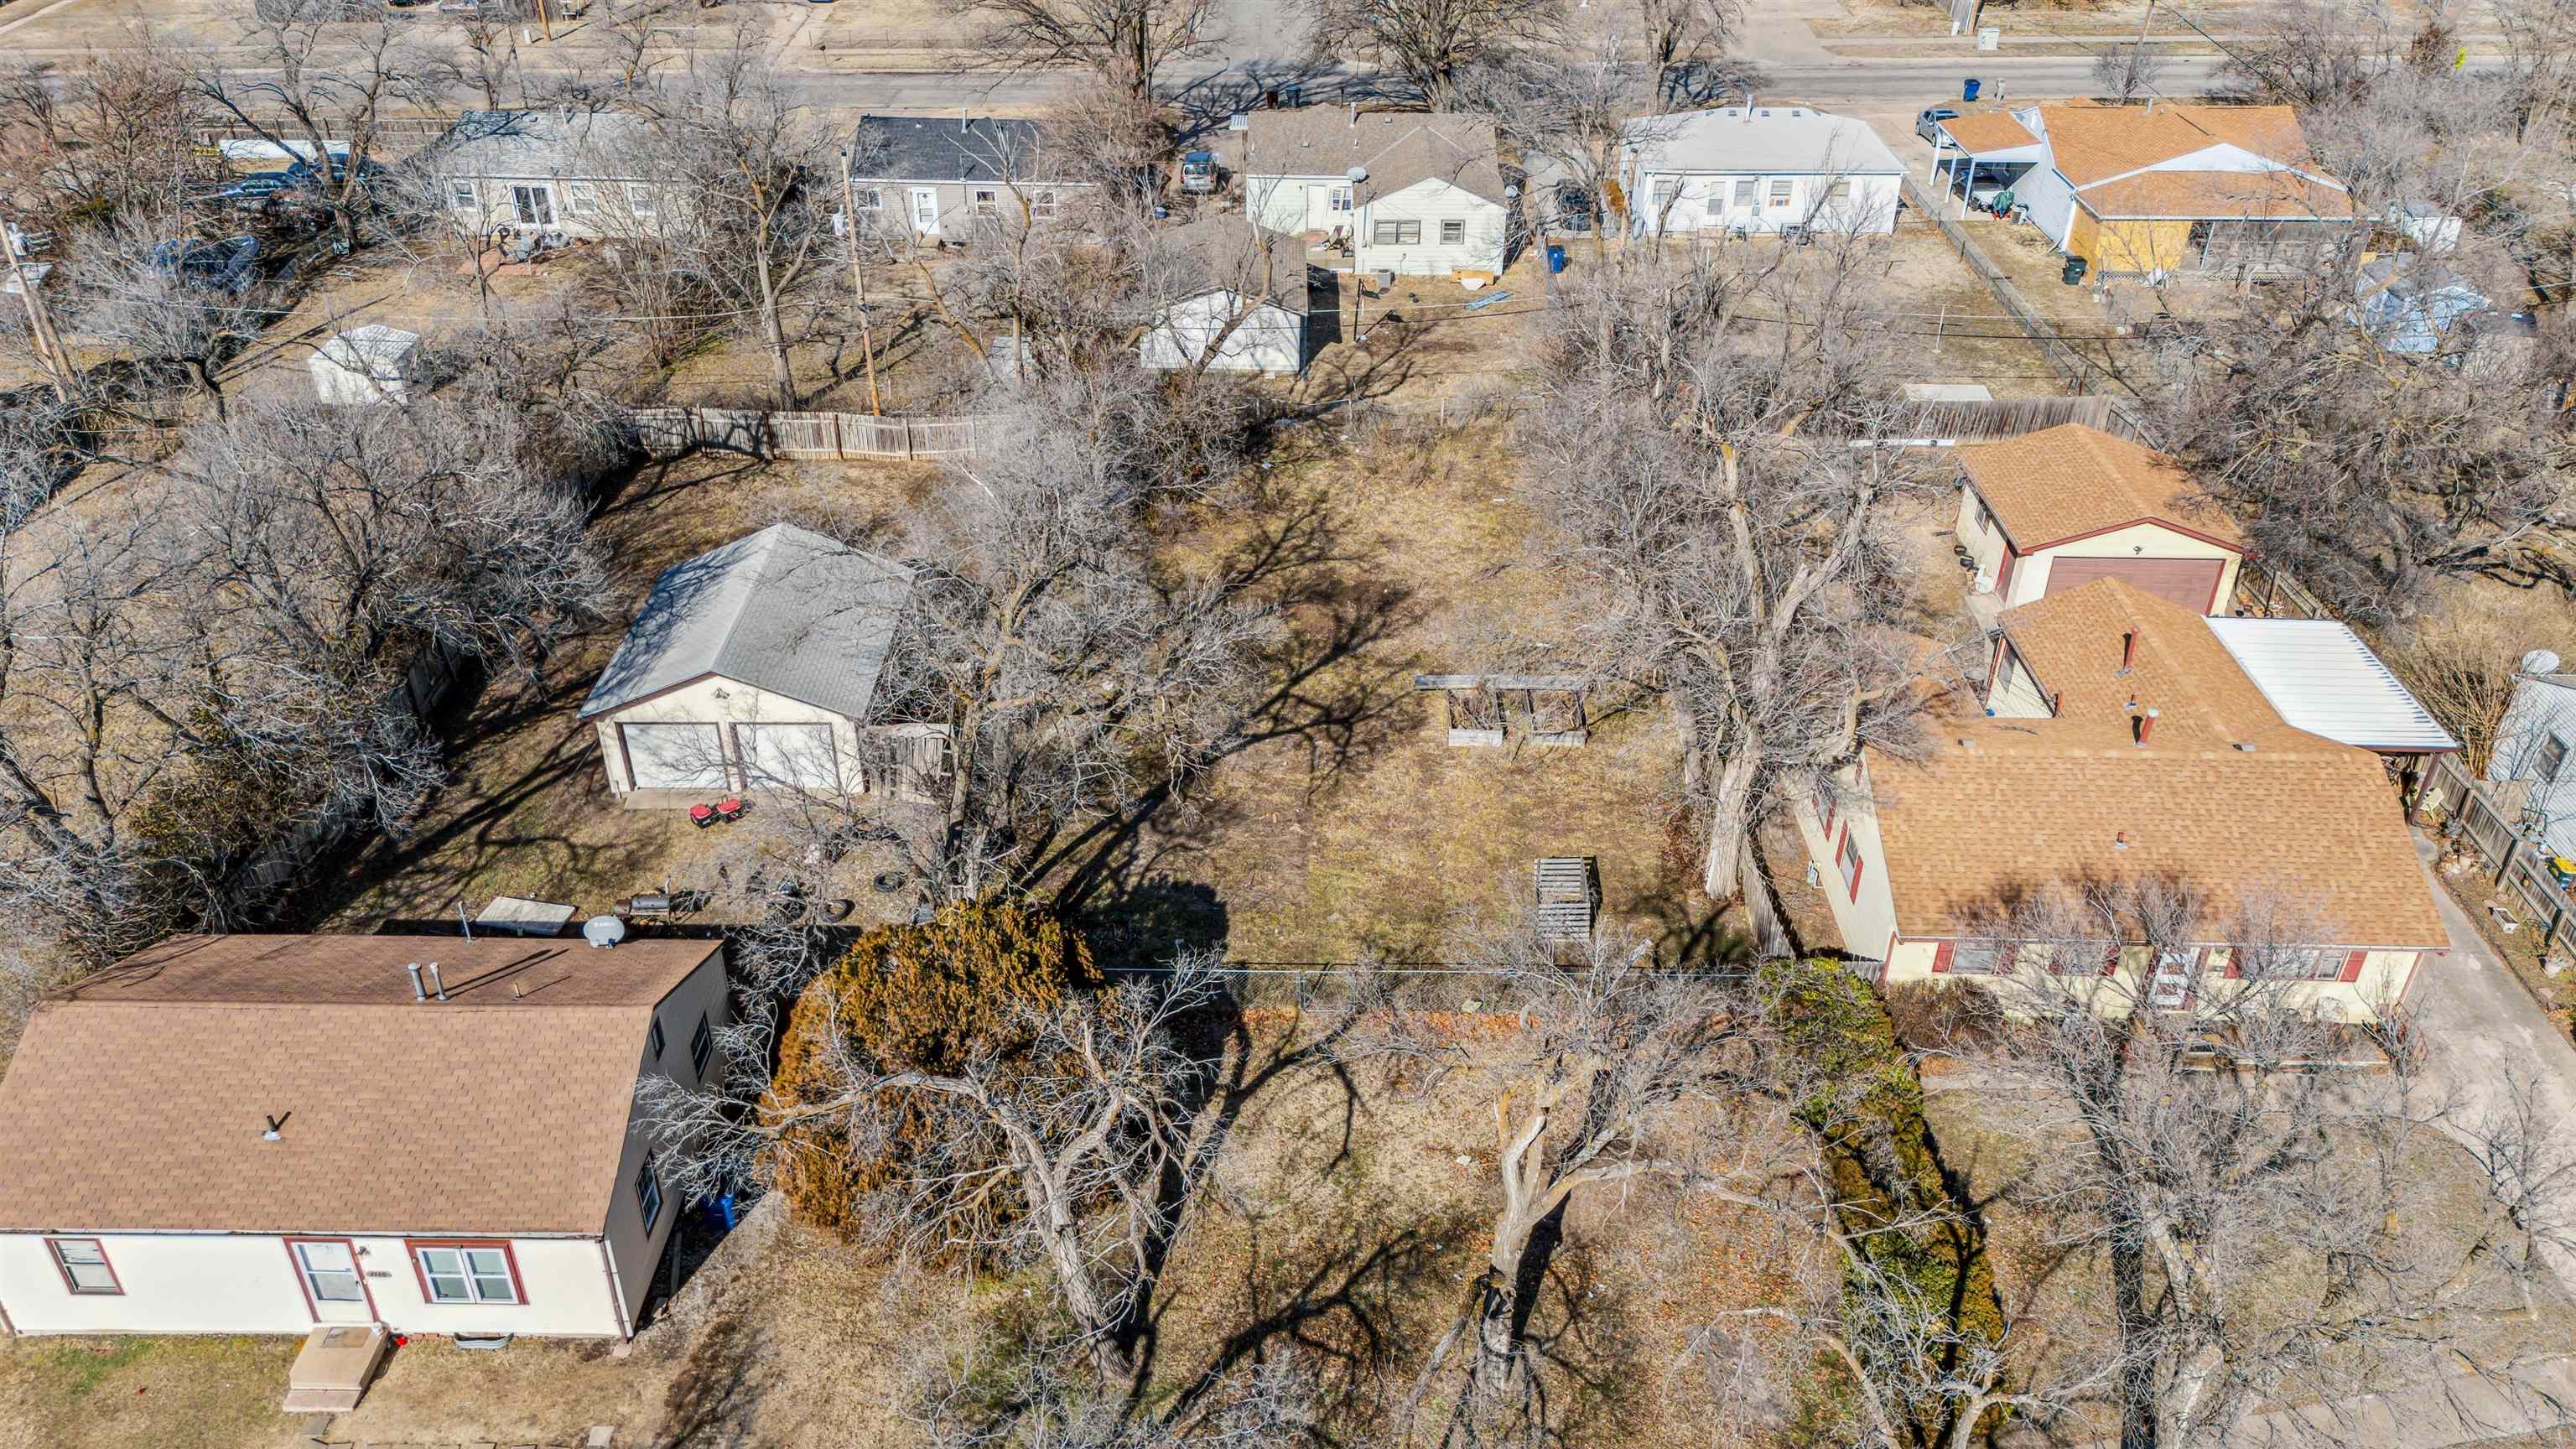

0,935,721,1234
1865,579,2446,948
1957,423,2245,552
1238,110,1504,207
1152,217,1315,311
849,115,1081,185
580,523,914,722
2202,617,2459,753
1623,106,1905,176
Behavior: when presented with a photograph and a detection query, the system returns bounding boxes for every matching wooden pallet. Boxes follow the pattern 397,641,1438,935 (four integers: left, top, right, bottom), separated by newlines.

1535,856,1597,948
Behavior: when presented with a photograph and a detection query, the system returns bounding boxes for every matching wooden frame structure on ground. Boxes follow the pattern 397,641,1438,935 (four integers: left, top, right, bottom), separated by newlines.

1413,674,1591,748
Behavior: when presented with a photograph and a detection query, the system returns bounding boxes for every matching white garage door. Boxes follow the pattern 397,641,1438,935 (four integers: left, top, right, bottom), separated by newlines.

621,723,727,790
739,723,839,791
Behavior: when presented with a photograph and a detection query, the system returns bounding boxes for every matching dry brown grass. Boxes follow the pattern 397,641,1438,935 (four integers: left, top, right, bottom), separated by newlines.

311,449,944,931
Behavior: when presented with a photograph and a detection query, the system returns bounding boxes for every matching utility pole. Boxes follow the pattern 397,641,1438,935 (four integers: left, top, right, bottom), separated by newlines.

535,0,553,44
836,149,883,415
2125,0,2155,101
4,224,69,402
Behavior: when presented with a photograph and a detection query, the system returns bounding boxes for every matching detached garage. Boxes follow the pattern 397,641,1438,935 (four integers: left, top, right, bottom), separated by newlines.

579,523,918,805
1953,423,2246,615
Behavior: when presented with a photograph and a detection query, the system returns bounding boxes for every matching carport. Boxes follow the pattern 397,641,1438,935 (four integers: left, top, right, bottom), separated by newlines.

1931,113,2044,215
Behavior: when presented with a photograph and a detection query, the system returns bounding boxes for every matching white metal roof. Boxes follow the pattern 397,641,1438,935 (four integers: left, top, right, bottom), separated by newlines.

2204,617,2459,753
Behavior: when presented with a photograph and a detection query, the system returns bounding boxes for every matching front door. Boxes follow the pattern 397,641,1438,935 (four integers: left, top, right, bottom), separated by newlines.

911,187,940,237
288,1239,373,1323
2148,949,2197,1010
510,184,554,227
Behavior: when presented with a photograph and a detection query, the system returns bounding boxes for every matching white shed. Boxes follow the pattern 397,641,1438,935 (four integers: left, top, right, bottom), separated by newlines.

310,325,421,406
1140,223,1313,376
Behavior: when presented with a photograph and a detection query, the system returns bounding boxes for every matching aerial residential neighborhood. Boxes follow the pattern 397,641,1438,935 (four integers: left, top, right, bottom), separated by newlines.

0,0,2573,1444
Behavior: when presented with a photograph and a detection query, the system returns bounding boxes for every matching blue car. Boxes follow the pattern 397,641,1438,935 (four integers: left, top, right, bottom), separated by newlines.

147,235,262,296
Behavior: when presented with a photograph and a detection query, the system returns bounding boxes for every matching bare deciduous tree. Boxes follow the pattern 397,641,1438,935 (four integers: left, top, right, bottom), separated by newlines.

2092,40,2171,104
1303,0,1567,109
952,0,1215,103
1522,240,1933,907
1639,0,1743,101
65,218,281,418
0,39,196,229
190,0,455,252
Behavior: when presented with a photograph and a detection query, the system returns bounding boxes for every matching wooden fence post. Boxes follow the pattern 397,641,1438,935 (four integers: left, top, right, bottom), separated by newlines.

831,412,844,460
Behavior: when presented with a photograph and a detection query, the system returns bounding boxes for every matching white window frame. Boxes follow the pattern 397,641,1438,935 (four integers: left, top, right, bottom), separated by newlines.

1327,186,1353,213
49,1237,120,1295
1371,219,1420,246
1767,178,1795,210
449,179,477,210
565,181,601,216
624,182,658,221
1732,177,1758,210
853,186,882,211
973,188,1000,217
1439,219,1465,244
413,1244,521,1305
1028,188,1058,220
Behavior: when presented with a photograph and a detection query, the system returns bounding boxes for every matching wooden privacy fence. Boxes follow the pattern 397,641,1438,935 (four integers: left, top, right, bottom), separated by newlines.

1891,393,2112,442
629,406,990,460
2418,752,2576,963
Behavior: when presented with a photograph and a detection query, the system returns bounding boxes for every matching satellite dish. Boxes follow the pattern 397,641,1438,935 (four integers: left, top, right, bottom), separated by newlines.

1504,184,1521,200
1346,165,1368,183
583,914,627,949
2521,650,2563,677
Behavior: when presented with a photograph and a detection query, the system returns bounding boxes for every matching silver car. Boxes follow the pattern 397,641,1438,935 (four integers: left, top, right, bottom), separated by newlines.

1916,106,1961,144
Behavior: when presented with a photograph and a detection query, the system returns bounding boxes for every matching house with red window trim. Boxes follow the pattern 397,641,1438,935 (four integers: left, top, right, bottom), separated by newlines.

0,933,726,1339
1954,423,2248,615
1794,578,2447,1015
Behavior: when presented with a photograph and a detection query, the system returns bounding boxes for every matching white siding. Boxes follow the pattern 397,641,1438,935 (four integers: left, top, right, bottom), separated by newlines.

0,1231,623,1337
1351,178,1508,276
2493,678,2576,864
1247,174,1353,235
1881,944,2428,1021
2013,165,2082,247
1987,643,2054,719
1792,764,1900,963
1628,169,1900,236
594,675,868,800
1140,291,1306,374
1956,482,2009,593
2011,522,2242,611
444,175,665,243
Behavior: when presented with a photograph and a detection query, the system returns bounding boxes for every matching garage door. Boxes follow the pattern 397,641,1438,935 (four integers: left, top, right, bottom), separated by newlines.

2044,556,2223,615
739,723,839,791
621,723,727,790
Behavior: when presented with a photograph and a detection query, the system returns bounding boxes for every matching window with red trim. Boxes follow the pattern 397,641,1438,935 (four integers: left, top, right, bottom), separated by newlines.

1813,777,1837,836
410,1241,522,1305
49,1238,120,1295
1836,828,1863,898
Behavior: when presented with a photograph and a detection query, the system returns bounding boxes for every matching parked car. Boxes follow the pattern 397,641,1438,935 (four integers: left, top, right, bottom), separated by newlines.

209,172,292,209
1916,106,1961,144
147,234,262,296
1179,150,1218,195
283,156,388,191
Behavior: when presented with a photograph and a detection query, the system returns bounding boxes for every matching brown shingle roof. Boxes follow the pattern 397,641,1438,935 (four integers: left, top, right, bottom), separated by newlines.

0,935,722,1234
2037,101,2319,186
1939,112,2040,152
1957,423,2246,551
1238,110,1504,207
2077,169,2355,221
1866,580,2445,948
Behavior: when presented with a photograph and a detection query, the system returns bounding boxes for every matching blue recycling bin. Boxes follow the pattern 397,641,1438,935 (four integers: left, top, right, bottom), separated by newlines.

1963,78,1982,101
1545,243,1566,273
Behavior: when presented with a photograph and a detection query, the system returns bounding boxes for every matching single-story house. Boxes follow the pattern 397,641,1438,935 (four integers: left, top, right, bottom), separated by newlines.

580,522,939,803
846,116,1095,242
1935,101,2352,275
2486,649,2576,865
1139,222,1315,376
1798,578,2447,1016
428,108,665,241
0,933,728,1337
1955,422,2246,614
1617,104,1904,237
1238,109,1511,278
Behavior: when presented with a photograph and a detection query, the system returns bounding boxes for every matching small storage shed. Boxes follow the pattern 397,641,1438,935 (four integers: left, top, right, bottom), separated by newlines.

1955,423,2246,615
1140,223,1314,377
310,325,421,406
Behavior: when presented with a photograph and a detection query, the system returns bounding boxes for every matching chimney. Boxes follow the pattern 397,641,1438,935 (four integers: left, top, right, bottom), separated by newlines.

2134,707,2160,747
2119,630,2136,673
405,962,425,1001
425,962,448,1001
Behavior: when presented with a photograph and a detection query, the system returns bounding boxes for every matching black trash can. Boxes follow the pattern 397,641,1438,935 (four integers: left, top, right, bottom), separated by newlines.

2061,256,2089,286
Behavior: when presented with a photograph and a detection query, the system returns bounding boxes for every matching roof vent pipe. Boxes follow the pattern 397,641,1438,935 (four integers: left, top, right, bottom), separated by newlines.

425,962,448,1001
2134,707,2160,747
2119,630,2136,673
405,962,425,1001
2050,689,2064,715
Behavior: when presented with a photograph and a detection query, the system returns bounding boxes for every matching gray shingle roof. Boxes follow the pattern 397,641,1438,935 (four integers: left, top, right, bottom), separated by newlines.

1237,110,1505,207
580,523,913,722
849,116,1079,184
437,107,652,181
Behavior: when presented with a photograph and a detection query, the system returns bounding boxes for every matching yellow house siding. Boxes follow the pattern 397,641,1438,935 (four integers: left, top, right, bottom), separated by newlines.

1955,483,2011,593
2064,205,2102,267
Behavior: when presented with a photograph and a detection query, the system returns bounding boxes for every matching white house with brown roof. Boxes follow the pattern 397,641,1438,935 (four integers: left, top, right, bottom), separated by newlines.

1794,579,2447,1016
1935,101,2352,276
1237,109,1511,277
1954,423,2246,614
0,934,728,1339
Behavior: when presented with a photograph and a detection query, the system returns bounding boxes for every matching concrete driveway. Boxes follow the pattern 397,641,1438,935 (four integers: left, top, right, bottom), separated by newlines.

2412,834,2576,1298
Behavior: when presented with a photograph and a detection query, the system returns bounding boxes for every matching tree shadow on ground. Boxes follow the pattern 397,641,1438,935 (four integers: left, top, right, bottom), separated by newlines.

652,1312,773,1449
